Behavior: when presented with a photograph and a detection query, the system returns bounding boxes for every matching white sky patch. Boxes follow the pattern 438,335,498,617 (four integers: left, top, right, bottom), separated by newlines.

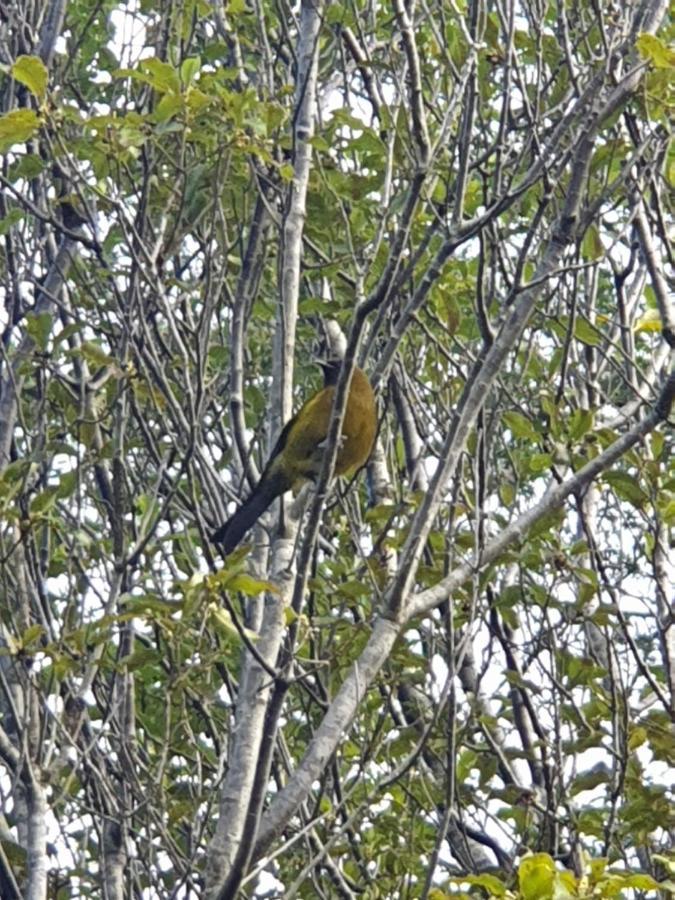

109,0,148,69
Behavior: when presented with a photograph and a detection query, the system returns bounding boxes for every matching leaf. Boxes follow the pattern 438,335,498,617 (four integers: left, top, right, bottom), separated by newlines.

627,726,647,751
153,92,183,123
114,59,180,94
634,308,662,333
499,482,515,506
78,340,116,368
570,765,610,795
26,311,52,351
279,162,294,181
568,408,594,441
207,603,258,643
519,853,556,900
12,55,48,100
283,606,299,626
456,749,478,782
574,317,601,346
636,34,675,69
9,153,46,181
141,57,181,93
180,56,201,86
503,410,539,440
30,486,59,515
620,873,662,890
0,108,40,151
660,498,675,525
0,207,24,235
56,470,78,499
603,471,646,508
53,323,82,347
123,594,181,616
20,624,45,647
225,573,277,596
119,645,162,671
447,873,507,896
581,222,603,261
529,452,552,473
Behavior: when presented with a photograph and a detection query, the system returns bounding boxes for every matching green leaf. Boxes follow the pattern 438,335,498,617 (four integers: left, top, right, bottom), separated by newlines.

503,411,539,440
447,873,507,896
581,222,603,261
570,766,610,794
52,323,82,347
26,311,52,351
499,482,515,506
119,645,162,671
56,470,78,499
603,471,646,507
9,153,46,181
519,853,556,900
180,56,201,86
12,55,48,100
574,317,601,346
0,207,24,235
20,624,45,648
31,486,58,515
0,108,40,151
114,59,180,94
456,749,478,782
529,452,552,473
627,726,647,751
279,162,294,181
141,57,181,93
568,408,594,441
661,498,675,525
124,594,182,616
528,507,564,538
77,341,116,368
154,92,183,123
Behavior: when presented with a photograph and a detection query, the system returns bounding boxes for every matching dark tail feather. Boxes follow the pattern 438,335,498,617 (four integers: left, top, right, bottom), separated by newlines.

211,469,289,555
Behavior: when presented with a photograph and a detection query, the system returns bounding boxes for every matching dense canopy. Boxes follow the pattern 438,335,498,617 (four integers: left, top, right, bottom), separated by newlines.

0,0,673,897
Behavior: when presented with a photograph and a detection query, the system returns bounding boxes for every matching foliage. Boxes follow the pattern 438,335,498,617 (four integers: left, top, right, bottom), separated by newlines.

0,0,673,898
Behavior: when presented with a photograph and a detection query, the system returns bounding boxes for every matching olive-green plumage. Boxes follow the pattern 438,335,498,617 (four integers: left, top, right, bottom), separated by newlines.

211,364,376,554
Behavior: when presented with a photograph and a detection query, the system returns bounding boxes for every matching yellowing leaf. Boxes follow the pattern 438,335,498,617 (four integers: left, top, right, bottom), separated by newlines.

0,108,40,150
636,34,675,69
225,573,277,596
207,602,258,642
12,55,48,100
283,606,299,625
519,853,556,900
627,726,647,751
634,308,662,333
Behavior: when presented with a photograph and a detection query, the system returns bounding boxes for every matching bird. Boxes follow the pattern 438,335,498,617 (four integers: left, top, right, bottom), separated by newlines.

211,361,377,555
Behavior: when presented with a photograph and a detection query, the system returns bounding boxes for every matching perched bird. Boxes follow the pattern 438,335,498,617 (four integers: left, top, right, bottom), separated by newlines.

211,362,377,555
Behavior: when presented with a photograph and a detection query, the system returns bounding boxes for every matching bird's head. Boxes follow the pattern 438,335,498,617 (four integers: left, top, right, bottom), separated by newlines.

318,358,343,386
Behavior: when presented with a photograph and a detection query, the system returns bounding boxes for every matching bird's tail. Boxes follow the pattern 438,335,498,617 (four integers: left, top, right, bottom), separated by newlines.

211,468,290,555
